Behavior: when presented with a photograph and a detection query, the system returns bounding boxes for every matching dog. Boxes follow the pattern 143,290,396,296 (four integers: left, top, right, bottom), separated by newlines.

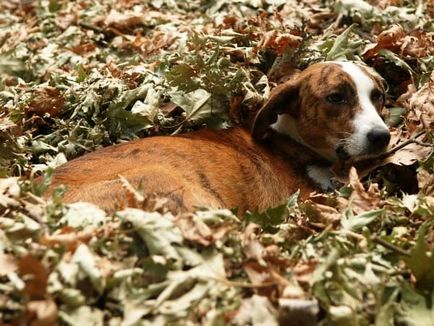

48,61,390,213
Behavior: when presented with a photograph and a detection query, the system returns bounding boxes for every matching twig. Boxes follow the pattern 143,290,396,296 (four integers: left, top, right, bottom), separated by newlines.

212,277,277,288
78,21,113,39
371,235,410,256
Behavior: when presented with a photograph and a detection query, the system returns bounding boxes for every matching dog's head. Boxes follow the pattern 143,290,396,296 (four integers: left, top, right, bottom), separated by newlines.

252,61,390,162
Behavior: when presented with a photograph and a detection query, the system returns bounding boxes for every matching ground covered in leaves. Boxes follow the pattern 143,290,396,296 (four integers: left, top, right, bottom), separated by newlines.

1,0,434,325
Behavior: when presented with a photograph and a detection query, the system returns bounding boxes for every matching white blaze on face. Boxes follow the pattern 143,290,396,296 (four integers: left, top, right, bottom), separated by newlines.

337,62,389,156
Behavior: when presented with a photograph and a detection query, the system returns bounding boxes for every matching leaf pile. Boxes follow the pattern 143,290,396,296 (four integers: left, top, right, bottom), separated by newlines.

1,0,434,325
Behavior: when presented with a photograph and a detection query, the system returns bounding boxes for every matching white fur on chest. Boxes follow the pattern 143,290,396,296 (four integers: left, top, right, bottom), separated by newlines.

306,165,336,191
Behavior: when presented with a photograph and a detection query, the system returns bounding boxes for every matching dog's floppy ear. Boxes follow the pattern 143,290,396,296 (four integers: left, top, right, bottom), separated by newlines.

252,78,301,140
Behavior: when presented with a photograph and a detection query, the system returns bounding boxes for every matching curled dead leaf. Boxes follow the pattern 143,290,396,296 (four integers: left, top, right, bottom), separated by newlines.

387,130,433,166
242,223,266,265
26,86,64,118
364,24,434,60
418,169,434,196
17,255,49,300
104,10,144,32
405,73,434,130
174,214,214,246
0,252,17,275
26,299,58,326
348,167,382,215
40,226,95,251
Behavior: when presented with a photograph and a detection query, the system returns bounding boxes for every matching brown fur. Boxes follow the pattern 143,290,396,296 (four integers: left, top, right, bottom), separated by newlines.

51,127,316,213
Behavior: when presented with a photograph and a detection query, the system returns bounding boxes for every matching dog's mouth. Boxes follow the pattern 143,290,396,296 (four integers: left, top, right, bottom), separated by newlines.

336,145,351,161
335,144,389,162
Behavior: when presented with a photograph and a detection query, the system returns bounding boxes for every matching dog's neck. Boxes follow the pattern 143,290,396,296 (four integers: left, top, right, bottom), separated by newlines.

264,129,338,191
265,129,331,167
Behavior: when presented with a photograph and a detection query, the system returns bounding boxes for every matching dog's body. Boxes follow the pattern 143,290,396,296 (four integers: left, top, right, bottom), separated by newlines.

51,127,317,212
49,61,391,213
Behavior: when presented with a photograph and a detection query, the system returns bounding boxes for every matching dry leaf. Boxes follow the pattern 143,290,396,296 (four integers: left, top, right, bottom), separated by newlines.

364,25,434,60
242,223,266,265
304,201,341,225
405,73,434,130
0,252,17,275
17,255,49,300
105,10,144,31
348,167,382,214
26,86,64,118
40,226,95,251
174,214,214,246
26,299,58,326
418,169,434,196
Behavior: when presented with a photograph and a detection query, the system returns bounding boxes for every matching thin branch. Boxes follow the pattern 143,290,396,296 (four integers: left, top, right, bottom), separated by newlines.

371,235,410,257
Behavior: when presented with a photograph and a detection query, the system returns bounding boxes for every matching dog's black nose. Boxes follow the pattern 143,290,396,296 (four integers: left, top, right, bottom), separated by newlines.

367,128,391,150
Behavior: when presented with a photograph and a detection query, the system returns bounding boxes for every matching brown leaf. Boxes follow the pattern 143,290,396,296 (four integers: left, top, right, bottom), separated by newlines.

418,169,434,196
388,130,433,166
348,167,382,215
174,214,214,246
303,201,341,225
364,25,434,60
243,261,271,285
104,10,144,32
405,73,434,130
364,24,405,59
0,252,18,275
26,299,58,326
26,86,64,118
68,42,97,55
40,226,95,251
242,223,266,265
293,259,318,287
55,12,77,30
17,255,49,300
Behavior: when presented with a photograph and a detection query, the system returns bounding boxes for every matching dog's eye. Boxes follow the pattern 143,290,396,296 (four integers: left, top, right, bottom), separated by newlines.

371,90,384,102
326,93,346,104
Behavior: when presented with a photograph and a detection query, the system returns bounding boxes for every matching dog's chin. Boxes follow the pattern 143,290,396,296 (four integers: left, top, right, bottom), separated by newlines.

335,145,351,161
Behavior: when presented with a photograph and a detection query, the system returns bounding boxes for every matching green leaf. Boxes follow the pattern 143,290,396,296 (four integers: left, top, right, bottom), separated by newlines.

325,24,364,61
71,244,105,294
244,192,299,233
117,209,183,266
397,282,434,326
106,84,157,138
169,88,213,124
341,208,383,232
405,222,434,291
60,202,107,228
378,49,415,77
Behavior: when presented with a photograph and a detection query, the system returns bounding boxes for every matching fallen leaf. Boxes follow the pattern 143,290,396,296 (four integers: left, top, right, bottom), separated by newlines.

388,130,433,166
405,73,434,130
17,255,49,300
418,169,434,196
0,252,17,275
104,10,144,32
242,223,266,265
233,295,279,326
26,86,64,118
174,214,214,246
348,167,382,214
26,299,58,326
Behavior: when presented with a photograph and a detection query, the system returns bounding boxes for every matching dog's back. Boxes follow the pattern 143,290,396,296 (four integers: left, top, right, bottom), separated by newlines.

51,127,314,213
